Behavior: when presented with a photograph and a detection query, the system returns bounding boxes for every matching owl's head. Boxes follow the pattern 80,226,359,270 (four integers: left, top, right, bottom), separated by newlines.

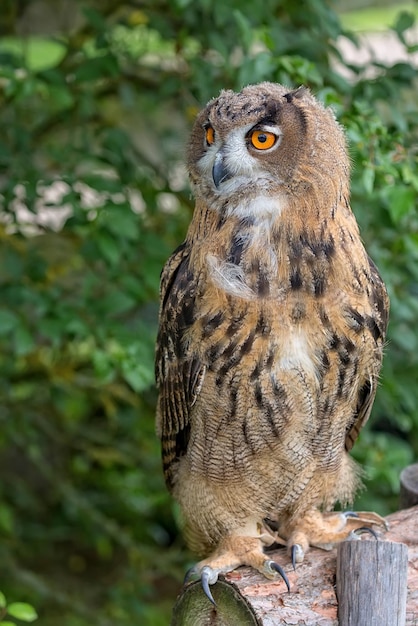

187,82,349,214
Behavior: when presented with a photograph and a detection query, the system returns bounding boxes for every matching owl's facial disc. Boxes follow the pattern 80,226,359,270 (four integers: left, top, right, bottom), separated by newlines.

199,123,282,194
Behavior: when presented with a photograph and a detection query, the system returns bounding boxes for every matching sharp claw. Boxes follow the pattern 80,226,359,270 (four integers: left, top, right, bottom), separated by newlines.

201,566,218,605
290,543,304,567
353,526,379,540
291,545,297,571
183,565,197,584
266,560,290,593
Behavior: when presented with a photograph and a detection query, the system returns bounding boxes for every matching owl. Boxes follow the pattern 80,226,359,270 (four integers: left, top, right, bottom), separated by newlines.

155,82,389,601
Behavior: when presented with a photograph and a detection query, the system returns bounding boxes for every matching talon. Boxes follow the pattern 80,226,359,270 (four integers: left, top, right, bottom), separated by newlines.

201,566,218,605
265,560,290,593
183,565,197,584
348,530,361,541
290,543,304,567
353,526,379,540
291,545,297,570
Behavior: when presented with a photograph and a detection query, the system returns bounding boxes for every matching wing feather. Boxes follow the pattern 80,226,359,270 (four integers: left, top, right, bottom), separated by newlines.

345,255,389,451
155,243,205,490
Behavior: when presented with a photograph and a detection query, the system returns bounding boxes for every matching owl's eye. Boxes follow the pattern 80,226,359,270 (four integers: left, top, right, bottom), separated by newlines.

250,130,277,150
205,126,215,146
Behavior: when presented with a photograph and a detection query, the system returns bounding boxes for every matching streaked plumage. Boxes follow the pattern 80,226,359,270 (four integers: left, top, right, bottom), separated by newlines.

155,83,389,592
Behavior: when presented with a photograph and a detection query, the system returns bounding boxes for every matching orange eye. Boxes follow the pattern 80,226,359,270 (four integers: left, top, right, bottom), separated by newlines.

205,126,215,146
250,130,276,150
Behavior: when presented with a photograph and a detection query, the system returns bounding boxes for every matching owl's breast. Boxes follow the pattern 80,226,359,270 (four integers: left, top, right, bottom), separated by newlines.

202,213,290,302
187,263,378,479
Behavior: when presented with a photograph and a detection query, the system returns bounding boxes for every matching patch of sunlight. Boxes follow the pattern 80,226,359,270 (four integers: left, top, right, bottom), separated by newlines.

340,3,418,32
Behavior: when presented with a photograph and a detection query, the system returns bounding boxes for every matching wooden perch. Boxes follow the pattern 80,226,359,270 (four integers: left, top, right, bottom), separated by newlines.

337,540,408,625
171,505,418,625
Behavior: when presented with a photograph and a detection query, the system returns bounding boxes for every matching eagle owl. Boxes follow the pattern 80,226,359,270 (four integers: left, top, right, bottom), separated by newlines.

155,82,389,599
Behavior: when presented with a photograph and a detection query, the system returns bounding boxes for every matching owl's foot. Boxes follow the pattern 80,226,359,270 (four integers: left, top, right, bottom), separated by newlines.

184,535,290,604
286,509,388,566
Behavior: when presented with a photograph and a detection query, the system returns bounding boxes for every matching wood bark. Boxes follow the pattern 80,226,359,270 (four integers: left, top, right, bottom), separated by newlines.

171,505,418,625
336,540,408,626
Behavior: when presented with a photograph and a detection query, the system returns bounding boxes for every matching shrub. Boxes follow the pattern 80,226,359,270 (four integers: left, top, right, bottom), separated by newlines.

0,1,417,623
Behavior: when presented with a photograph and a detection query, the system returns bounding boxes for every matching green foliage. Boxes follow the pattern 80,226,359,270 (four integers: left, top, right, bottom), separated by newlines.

0,591,38,624
0,0,417,623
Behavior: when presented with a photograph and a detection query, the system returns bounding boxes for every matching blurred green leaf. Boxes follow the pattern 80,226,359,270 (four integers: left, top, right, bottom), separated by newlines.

392,10,415,37
7,602,38,622
362,166,375,195
73,55,120,83
0,309,19,334
385,186,415,224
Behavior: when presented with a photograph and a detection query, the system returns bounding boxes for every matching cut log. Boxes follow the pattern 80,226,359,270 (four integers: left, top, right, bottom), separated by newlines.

336,540,408,625
171,505,418,626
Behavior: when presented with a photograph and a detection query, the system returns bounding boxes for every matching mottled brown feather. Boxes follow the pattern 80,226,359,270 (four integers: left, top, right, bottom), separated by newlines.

155,82,389,559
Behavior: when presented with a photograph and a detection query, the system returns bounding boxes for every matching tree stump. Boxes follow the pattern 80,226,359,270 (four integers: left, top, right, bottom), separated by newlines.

336,540,408,625
171,505,418,625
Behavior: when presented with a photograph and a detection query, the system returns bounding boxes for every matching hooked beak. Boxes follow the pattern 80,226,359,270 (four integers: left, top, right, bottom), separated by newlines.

212,151,232,189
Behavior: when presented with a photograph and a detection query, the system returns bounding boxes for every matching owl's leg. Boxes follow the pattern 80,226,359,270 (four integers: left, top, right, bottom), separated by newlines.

185,535,290,604
286,509,388,566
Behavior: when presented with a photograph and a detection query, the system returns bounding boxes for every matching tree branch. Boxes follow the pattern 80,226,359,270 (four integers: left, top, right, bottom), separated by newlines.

171,506,418,625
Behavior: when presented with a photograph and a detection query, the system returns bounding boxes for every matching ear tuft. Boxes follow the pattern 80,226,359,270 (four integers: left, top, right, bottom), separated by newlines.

283,86,307,103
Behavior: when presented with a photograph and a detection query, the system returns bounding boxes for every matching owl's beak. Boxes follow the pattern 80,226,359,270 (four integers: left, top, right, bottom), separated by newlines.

212,151,232,189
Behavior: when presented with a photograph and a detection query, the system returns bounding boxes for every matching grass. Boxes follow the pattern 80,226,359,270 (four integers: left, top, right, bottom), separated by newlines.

339,2,418,32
